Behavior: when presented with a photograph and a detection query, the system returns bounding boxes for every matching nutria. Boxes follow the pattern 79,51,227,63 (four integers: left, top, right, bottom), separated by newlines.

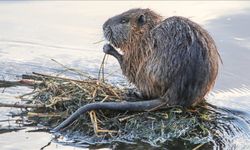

52,8,221,132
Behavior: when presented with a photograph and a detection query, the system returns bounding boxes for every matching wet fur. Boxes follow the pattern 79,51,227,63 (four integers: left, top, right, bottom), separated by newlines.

103,8,221,106
52,8,221,132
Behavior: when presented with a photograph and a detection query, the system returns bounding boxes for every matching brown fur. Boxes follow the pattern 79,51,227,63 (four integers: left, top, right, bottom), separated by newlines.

103,8,221,106
52,8,221,132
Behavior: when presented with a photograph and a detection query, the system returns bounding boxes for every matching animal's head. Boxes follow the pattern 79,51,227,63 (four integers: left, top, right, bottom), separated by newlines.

103,8,162,50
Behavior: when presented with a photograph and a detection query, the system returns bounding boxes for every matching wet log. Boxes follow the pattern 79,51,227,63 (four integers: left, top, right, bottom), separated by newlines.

0,102,45,108
0,79,37,88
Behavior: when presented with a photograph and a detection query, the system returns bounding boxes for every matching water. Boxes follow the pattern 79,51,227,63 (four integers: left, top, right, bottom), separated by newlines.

0,1,250,149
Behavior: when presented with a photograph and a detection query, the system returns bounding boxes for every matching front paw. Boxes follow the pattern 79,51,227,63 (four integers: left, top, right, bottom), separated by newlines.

103,44,115,54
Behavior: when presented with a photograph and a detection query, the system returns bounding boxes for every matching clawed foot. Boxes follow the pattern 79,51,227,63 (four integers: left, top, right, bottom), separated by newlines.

125,88,144,100
103,44,123,65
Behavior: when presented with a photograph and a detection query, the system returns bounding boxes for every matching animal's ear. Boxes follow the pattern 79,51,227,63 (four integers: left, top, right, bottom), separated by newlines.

138,14,146,26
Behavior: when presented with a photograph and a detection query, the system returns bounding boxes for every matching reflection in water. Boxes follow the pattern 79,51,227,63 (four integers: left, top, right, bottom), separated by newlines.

0,1,250,150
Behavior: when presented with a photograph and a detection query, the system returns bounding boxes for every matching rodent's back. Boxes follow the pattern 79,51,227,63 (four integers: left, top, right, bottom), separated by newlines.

135,16,220,106
103,9,221,107
52,10,222,132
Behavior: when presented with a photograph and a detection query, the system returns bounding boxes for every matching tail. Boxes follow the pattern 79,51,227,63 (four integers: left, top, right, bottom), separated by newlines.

51,99,163,132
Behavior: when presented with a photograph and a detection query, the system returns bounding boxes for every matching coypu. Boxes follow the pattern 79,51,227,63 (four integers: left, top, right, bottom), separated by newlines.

52,8,221,132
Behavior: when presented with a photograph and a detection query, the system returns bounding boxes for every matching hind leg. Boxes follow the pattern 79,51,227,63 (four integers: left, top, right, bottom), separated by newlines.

125,88,144,100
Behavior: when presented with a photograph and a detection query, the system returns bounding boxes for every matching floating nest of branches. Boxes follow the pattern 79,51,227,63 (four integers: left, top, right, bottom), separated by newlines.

1,58,225,149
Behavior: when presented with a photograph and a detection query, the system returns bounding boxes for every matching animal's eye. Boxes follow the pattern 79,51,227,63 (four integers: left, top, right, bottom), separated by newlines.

121,18,128,24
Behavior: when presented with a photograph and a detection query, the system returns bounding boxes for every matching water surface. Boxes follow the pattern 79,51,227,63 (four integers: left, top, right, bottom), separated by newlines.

0,1,250,149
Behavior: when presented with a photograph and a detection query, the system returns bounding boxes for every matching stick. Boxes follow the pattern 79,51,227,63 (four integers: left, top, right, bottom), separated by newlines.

0,102,45,108
98,54,107,82
93,39,104,44
51,59,92,79
32,72,96,83
118,113,142,122
40,139,52,150
28,112,62,118
22,74,43,80
0,79,36,88
192,143,205,150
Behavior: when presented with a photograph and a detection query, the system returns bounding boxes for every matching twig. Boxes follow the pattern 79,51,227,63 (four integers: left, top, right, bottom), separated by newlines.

22,74,43,80
51,59,92,79
0,79,36,88
118,113,142,122
192,143,205,150
0,102,45,108
28,112,63,118
89,110,117,136
93,39,104,44
100,95,109,102
89,110,100,136
40,138,53,150
98,54,107,82
32,72,96,83
0,119,19,122
16,90,39,99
